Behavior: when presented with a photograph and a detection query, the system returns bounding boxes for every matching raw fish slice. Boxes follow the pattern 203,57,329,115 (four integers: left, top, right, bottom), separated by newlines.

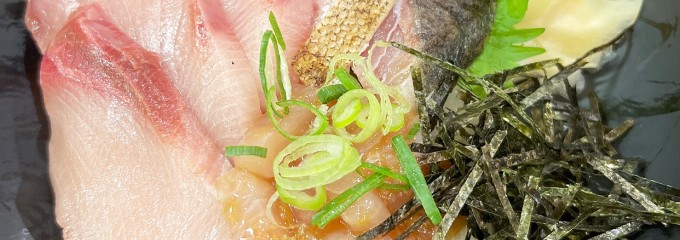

167,0,263,147
40,5,281,238
363,0,419,98
25,0,319,147
221,0,318,73
25,0,181,55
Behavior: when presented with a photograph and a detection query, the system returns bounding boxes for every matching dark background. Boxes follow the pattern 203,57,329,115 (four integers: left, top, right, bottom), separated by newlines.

0,0,678,239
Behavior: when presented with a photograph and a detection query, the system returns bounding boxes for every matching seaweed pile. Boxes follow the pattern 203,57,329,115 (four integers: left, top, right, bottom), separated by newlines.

358,38,680,239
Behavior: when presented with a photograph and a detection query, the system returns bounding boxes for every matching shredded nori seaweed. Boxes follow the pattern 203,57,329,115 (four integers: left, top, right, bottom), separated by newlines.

358,31,680,239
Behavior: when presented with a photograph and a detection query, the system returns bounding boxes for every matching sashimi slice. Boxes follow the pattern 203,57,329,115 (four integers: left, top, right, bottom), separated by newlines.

167,0,263,147
25,0,316,147
25,0,182,55
220,0,318,76
40,5,282,238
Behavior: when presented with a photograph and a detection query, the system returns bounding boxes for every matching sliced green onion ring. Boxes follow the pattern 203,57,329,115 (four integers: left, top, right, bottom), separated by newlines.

259,31,286,118
392,135,443,225
274,135,361,210
265,193,299,229
276,184,326,211
333,98,362,128
225,146,267,158
277,99,328,136
266,87,329,140
332,89,382,143
326,52,412,136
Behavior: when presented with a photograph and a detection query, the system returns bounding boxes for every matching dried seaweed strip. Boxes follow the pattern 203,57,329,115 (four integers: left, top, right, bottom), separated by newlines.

604,118,634,143
638,187,680,215
411,66,434,144
582,93,618,156
544,208,597,240
431,76,458,109
389,42,475,84
589,222,643,240
414,150,454,165
530,214,613,233
481,132,520,232
485,162,518,229
543,102,556,144
486,227,514,240
357,199,418,240
550,184,580,220
575,118,634,145
520,62,585,108
588,157,665,213
517,176,540,239
501,110,534,140
485,130,507,158
494,59,560,78
573,30,630,66
434,164,484,240
623,174,680,199
395,214,428,240
454,94,504,122
410,143,445,153
492,150,541,168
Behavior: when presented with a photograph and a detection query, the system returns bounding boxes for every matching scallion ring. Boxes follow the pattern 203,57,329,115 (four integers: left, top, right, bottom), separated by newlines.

273,135,361,210
265,87,329,140
276,184,326,211
332,89,382,143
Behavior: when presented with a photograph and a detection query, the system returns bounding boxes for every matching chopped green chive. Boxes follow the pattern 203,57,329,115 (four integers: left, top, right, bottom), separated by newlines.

259,30,273,95
377,183,411,191
268,11,286,51
335,68,362,90
225,146,267,158
392,135,442,225
405,122,421,140
317,84,349,104
311,173,386,228
360,162,409,183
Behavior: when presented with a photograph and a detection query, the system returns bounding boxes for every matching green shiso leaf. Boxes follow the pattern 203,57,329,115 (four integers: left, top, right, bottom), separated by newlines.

467,0,546,79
